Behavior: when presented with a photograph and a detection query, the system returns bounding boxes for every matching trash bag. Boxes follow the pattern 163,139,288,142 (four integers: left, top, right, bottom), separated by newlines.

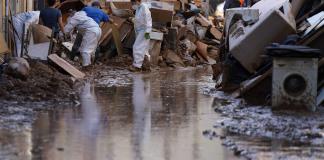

224,54,251,85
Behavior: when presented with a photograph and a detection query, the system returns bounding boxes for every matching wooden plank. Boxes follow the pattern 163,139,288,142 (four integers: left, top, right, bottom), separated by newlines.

99,28,112,45
0,32,9,54
119,22,133,41
300,26,324,45
48,54,85,79
99,16,126,46
231,69,272,98
296,2,324,24
109,23,124,56
209,27,222,40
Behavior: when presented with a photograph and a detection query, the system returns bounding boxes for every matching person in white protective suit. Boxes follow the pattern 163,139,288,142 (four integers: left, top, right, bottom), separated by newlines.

62,11,102,68
129,0,152,72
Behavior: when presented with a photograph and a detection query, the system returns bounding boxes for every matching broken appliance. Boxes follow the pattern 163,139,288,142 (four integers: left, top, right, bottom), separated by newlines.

267,44,322,111
226,0,296,73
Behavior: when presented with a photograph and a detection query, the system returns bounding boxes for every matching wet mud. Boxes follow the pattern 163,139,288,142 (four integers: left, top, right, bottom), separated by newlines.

1,63,324,160
0,60,80,133
0,60,79,102
203,87,324,159
0,66,238,160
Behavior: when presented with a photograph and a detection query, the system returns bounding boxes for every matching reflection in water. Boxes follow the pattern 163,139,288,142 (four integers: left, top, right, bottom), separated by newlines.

1,68,324,159
132,74,151,160
0,68,235,160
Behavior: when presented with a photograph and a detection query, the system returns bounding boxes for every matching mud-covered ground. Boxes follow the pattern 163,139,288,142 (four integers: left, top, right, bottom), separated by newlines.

0,53,175,131
0,60,79,102
2,53,324,159
202,86,324,159
0,59,83,131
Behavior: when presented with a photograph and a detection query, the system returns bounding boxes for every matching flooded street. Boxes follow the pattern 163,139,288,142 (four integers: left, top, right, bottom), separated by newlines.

1,66,324,160
0,67,236,160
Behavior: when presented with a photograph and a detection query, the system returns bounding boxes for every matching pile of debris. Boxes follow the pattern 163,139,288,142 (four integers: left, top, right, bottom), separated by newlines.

56,0,224,69
0,0,226,101
213,0,324,110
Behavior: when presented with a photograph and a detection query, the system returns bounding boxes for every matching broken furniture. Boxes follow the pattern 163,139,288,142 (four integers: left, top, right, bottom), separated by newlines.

267,44,322,111
99,15,134,56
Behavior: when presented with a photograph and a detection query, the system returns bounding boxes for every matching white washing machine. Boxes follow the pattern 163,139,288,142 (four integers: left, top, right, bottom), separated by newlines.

272,57,318,111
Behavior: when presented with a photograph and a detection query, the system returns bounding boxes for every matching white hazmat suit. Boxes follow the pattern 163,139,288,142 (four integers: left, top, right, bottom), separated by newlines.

132,2,152,68
64,11,102,66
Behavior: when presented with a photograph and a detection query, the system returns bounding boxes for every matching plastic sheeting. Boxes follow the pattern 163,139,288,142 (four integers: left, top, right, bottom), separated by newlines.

12,11,40,57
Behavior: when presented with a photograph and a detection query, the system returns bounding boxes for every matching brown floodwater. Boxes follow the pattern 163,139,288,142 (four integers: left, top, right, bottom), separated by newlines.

0,67,237,160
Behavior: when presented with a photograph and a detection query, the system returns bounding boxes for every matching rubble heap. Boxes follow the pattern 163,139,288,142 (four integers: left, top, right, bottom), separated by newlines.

56,0,225,69
213,0,324,108
0,60,78,102
0,0,226,102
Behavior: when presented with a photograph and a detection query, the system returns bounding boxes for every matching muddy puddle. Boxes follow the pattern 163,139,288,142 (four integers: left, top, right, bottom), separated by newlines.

1,66,324,160
0,67,236,160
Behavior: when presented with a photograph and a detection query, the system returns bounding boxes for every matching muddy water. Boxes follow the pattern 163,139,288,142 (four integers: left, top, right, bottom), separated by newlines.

0,67,237,160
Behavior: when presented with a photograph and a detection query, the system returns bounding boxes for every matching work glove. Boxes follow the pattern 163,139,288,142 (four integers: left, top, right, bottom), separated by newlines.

144,32,150,40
